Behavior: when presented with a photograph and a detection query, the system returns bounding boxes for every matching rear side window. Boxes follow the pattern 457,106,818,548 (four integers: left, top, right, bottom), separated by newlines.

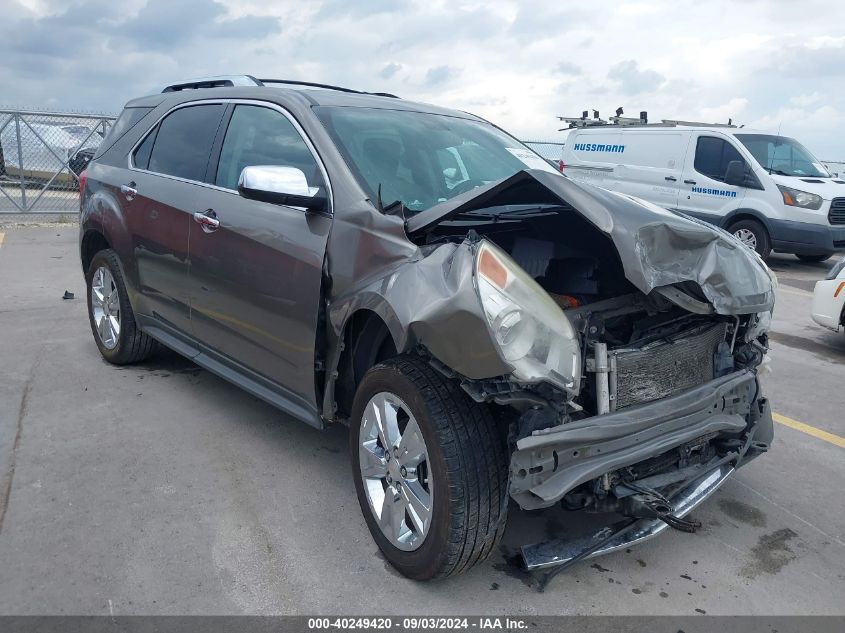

694,136,746,182
215,105,321,190
146,104,226,181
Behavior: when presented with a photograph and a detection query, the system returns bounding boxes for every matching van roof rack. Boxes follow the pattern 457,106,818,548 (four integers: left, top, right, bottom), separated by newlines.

161,75,399,98
557,107,737,130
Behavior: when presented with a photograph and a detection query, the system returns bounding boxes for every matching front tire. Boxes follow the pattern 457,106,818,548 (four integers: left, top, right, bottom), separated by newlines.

85,249,157,365
350,355,509,580
729,218,771,260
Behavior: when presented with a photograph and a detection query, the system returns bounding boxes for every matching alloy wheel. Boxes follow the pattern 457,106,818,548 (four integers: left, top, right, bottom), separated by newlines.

358,392,433,551
90,266,121,349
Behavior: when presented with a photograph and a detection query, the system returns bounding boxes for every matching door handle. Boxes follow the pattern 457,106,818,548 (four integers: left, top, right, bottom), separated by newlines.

120,182,137,201
684,179,697,185
193,209,220,233
665,176,677,182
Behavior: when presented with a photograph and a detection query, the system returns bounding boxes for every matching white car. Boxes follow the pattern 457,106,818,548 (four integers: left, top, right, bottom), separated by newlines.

561,118,845,263
811,256,845,332
0,121,98,185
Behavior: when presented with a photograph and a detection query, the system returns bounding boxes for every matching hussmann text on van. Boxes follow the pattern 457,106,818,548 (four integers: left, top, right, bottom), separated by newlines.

691,186,738,198
573,143,626,153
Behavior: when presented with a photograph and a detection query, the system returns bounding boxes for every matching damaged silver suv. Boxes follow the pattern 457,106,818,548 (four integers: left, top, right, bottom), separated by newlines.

79,76,775,581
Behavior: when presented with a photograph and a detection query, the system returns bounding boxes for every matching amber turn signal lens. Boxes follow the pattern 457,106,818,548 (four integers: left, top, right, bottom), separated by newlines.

781,189,795,206
478,248,508,288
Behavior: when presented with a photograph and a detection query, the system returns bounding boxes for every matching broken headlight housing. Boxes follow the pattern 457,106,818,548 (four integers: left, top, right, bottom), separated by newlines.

473,240,581,394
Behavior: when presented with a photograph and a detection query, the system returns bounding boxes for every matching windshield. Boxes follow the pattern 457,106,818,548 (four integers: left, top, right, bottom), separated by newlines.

315,106,557,213
735,133,830,178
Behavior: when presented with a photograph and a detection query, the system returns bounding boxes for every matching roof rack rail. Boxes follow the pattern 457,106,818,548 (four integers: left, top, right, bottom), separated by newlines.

162,75,262,92
258,79,399,98
160,75,400,98
661,119,737,128
557,107,737,130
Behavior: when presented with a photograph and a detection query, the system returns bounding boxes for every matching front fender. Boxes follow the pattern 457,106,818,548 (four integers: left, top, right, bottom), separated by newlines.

328,239,510,383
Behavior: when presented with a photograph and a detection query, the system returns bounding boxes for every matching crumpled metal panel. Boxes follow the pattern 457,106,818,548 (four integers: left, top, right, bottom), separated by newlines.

327,239,512,381
406,169,775,315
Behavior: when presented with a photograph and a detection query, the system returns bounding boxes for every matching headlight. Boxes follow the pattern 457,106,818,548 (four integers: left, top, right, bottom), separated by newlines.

474,240,581,394
826,256,845,280
777,185,823,210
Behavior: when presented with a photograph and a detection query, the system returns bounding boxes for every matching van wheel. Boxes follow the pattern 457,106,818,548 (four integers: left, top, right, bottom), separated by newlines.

349,355,509,580
796,253,832,263
729,219,771,260
85,249,158,364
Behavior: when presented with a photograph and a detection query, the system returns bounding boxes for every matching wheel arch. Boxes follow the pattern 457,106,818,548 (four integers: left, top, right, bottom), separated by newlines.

721,207,774,235
80,228,111,274
332,308,400,420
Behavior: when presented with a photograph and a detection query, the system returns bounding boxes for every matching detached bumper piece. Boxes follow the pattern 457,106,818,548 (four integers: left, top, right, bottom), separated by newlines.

520,464,733,572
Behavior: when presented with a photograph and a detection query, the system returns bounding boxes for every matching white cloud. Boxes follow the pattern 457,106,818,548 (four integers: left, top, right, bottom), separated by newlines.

2,0,845,157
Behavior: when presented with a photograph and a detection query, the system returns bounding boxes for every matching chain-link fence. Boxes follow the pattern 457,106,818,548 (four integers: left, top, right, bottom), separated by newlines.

0,109,116,213
522,140,566,163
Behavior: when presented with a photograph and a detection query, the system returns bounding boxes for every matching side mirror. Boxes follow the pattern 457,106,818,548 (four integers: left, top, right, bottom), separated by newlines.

238,165,327,211
724,160,746,187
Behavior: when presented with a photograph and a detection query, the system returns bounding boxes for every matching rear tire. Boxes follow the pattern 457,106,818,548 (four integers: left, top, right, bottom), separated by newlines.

350,355,509,580
796,253,832,264
729,219,771,260
85,249,157,365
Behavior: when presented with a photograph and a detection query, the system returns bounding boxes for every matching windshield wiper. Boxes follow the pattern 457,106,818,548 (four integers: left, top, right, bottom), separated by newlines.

764,167,790,176
383,199,406,217
446,206,560,223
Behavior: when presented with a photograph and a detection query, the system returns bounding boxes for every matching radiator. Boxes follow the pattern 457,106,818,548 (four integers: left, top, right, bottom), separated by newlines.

611,323,728,410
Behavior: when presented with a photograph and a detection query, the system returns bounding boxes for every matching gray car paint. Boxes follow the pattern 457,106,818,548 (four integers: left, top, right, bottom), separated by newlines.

407,169,776,315
80,85,773,491
81,87,505,429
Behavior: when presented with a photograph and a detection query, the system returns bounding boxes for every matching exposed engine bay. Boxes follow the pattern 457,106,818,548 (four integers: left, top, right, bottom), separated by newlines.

412,178,773,539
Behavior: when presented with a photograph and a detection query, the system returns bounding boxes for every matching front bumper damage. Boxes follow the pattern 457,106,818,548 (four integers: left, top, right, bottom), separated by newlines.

521,464,735,571
509,370,773,569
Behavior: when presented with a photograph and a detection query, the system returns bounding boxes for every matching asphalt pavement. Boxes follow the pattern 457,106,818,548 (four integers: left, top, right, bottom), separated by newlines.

0,226,842,615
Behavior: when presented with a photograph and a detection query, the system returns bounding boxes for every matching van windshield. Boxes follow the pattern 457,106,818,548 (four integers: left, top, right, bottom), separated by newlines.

315,106,557,213
735,134,830,178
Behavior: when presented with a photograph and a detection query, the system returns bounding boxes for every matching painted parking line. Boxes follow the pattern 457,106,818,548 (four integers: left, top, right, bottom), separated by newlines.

773,412,845,448
0,232,5,248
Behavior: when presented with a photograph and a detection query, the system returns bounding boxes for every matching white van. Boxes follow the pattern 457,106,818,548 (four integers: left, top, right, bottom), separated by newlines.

561,121,845,262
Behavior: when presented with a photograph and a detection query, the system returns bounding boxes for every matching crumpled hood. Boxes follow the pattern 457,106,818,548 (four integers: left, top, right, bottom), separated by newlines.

406,169,775,315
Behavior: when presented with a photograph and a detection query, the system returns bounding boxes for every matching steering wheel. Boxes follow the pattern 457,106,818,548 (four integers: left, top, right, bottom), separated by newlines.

449,178,487,196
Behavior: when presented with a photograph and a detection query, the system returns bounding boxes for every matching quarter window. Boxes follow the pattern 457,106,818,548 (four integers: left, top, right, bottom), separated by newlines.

145,104,226,181
96,106,153,159
694,136,747,183
215,105,321,191
132,125,156,170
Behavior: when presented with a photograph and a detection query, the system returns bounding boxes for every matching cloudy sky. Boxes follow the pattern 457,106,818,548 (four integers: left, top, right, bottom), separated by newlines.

3,0,845,158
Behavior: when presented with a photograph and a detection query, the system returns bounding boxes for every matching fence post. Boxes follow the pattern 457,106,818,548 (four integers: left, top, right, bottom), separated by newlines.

14,113,27,211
